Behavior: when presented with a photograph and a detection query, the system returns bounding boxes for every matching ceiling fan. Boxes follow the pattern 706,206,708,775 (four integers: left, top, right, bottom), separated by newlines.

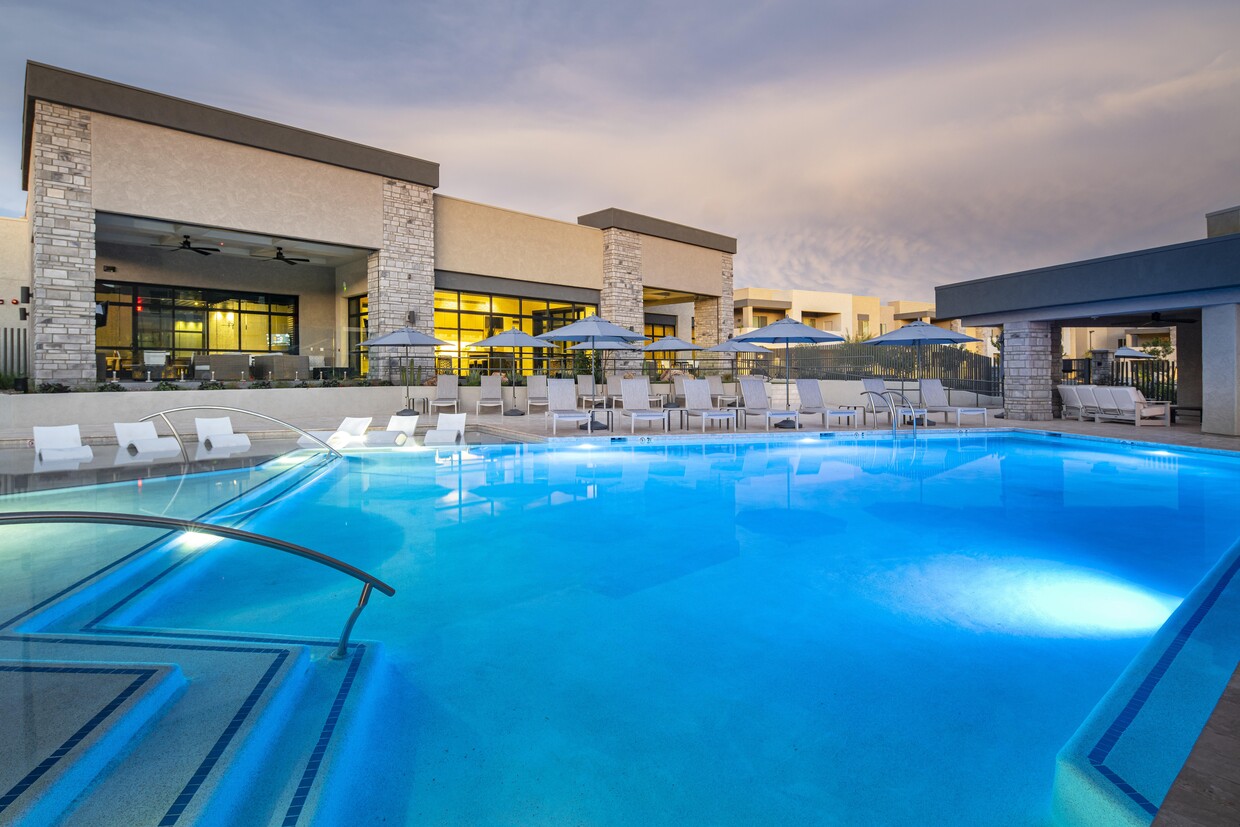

151,235,217,256
255,247,310,266
1136,311,1196,327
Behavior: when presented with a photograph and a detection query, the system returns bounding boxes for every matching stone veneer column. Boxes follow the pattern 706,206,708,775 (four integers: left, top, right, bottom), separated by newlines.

692,252,735,346
601,228,644,371
366,180,435,379
1002,321,1056,420
30,102,96,386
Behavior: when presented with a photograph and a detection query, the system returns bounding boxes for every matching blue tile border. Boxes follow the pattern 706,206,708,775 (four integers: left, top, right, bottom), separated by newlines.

1086,543,1240,815
0,664,157,815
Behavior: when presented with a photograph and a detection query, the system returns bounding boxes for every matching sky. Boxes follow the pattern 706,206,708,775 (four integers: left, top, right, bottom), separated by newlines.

1,0,1237,302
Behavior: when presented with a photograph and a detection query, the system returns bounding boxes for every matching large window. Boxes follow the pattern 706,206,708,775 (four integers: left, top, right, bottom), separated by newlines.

96,281,297,375
347,295,368,376
432,289,595,375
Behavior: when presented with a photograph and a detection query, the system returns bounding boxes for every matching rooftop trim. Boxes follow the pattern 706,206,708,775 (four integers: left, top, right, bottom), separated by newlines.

22,61,439,190
577,208,737,254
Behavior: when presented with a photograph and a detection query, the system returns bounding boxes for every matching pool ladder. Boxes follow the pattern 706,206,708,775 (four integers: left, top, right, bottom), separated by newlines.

139,405,346,463
0,512,395,659
861,390,927,438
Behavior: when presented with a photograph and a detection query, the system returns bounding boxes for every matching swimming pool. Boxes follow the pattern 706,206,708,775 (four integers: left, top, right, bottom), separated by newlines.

5,432,1240,824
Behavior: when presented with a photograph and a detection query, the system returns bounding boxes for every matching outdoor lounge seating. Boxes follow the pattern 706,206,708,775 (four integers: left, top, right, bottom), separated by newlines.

577,375,606,410
297,417,372,449
739,377,799,430
195,417,251,452
113,421,181,456
919,379,988,426
620,378,669,433
430,374,460,413
476,375,504,415
706,374,738,408
796,379,858,428
1057,384,1085,420
526,375,550,413
1094,385,1170,426
362,415,419,446
546,378,594,434
682,379,737,432
208,353,253,382
32,424,93,464
424,413,467,446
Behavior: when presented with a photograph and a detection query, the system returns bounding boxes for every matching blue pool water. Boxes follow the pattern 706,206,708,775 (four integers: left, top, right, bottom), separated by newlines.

103,434,1240,824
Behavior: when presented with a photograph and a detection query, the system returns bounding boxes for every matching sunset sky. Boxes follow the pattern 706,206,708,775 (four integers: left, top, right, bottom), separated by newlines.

2,0,1237,301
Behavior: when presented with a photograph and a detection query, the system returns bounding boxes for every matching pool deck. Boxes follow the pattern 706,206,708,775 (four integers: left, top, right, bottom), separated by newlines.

1,408,1238,824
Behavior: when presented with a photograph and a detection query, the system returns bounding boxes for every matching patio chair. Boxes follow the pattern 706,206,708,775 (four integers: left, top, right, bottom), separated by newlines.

796,379,858,429
1074,385,1105,419
195,416,251,452
605,375,624,408
919,379,987,426
672,374,688,407
1095,386,1170,427
739,377,799,430
706,374,739,408
424,413,467,446
298,416,372,449
430,374,460,413
141,350,170,382
577,375,605,410
1058,385,1084,420
364,414,419,446
526,375,550,413
860,378,891,425
620,378,669,433
682,379,737,432
32,424,93,463
546,378,594,434
476,375,504,415
113,421,181,456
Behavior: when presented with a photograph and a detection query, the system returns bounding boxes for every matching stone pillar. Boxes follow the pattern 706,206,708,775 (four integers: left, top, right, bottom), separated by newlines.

601,228,643,371
30,102,95,386
1002,321,1056,420
1089,348,1113,385
1201,304,1240,436
366,179,435,379
692,252,735,347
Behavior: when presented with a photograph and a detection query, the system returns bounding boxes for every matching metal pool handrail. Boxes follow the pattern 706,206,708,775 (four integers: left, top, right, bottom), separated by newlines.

138,405,344,462
0,511,395,659
882,390,923,438
861,390,898,438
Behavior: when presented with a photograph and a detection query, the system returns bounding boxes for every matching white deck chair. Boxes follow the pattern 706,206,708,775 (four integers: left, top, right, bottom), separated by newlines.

364,414,419,446
577,375,605,410
430,374,460,413
114,421,181,456
32,424,94,464
1096,386,1170,427
424,413,467,446
298,416,372,449
860,378,892,425
526,375,550,413
546,378,593,434
195,417,251,453
621,378,669,433
1075,385,1104,419
1089,386,1124,417
706,374,738,407
739,377,799,430
919,379,987,426
796,379,858,428
1058,385,1084,420
476,375,504,415
683,379,737,432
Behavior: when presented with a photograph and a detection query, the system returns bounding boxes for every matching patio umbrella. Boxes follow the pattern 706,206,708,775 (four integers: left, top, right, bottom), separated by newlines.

702,338,768,378
862,320,980,382
1114,346,1156,359
468,327,554,416
359,327,449,415
733,318,845,424
643,335,701,376
538,314,646,430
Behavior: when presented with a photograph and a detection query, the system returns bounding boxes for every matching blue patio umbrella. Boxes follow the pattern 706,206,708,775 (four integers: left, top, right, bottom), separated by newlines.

861,321,980,381
702,338,769,378
468,327,554,416
359,327,449,414
733,318,845,421
538,314,646,429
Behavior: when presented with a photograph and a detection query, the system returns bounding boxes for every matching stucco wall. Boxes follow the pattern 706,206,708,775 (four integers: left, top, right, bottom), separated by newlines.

96,242,339,356
91,114,384,249
641,235,723,297
0,217,30,326
434,196,603,289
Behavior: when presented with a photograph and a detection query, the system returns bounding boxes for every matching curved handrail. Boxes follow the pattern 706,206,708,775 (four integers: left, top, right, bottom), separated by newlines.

882,390,925,437
861,390,897,437
0,511,394,658
138,405,343,461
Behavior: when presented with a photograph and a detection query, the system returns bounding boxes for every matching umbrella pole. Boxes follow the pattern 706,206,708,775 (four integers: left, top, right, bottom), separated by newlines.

504,346,525,416
774,339,798,428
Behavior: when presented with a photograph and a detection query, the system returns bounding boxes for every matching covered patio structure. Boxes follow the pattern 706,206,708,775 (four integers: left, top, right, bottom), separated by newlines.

936,206,1240,436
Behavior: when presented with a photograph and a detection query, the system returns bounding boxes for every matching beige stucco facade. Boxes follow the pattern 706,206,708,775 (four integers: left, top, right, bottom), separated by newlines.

0,217,29,324
641,235,726,297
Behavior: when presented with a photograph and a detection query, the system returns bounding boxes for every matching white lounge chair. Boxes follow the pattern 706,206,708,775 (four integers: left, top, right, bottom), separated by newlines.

577,375,606,410
706,374,738,408
298,416,372,449
1075,386,1106,420
363,414,419,446
546,378,594,434
620,378,669,433
739,377,799,430
796,379,858,428
32,424,94,464
114,421,181,456
682,379,737,432
424,413,467,446
430,374,460,414
526,375,550,413
195,417,251,452
476,375,504,415
1095,386,1170,426
919,379,987,426
1058,385,1084,420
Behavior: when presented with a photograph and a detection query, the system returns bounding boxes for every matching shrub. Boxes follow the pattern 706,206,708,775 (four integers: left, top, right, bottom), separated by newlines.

250,379,273,389
320,378,341,388
154,381,181,391
38,382,72,394
97,381,127,392
197,380,226,391
294,380,310,389
0,373,15,391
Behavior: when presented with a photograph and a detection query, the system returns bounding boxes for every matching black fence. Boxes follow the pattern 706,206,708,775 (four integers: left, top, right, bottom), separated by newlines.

785,343,1002,397
1060,357,1178,404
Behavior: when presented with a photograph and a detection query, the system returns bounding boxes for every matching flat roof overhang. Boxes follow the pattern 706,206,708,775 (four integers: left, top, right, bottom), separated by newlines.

577,208,737,254
23,61,439,190
936,233,1240,326
734,298,792,310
